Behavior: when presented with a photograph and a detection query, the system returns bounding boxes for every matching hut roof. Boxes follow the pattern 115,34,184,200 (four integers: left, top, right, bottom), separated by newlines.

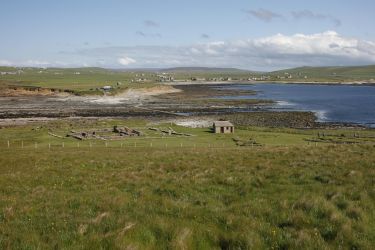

213,121,234,127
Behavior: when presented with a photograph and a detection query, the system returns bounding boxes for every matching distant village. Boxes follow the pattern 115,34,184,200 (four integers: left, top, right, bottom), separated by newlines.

130,71,309,83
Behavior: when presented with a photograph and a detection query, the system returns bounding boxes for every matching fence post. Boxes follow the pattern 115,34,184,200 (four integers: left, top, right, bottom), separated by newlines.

150,142,152,147
7,140,9,148
35,142,38,149
62,142,64,148
21,141,24,149
49,143,51,150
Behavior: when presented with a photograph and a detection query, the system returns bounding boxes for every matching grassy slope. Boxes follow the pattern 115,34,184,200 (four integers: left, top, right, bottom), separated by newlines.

0,67,158,94
0,119,375,249
271,65,375,82
163,67,252,73
165,65,375,82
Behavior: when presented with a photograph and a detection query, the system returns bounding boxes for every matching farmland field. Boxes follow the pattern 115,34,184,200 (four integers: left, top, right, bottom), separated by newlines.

0,67,158,95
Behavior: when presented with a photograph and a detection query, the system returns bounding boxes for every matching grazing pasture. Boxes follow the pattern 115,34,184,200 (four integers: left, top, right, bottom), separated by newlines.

0,119,374,249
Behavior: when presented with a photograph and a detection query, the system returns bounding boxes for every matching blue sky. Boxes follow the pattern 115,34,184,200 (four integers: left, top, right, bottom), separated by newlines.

1,0,375,70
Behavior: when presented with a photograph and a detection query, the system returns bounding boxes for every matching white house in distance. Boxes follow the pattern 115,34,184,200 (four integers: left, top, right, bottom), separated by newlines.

101,86,112,91
213,121,234,134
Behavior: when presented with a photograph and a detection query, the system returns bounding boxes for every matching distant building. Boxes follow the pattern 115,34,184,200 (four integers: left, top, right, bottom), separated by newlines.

157,74,174,82
101,86,112,91
213,121,234,134
0,71,17,75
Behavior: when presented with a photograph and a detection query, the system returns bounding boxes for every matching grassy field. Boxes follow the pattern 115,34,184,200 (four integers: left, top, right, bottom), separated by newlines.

0,67,158,95
1,119,375,249
270,65,375,82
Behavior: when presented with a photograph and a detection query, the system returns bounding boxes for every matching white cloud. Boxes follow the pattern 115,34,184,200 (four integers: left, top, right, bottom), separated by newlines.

117,56,136,66
0,59,90,68
24,60,51,66
4,32,375,70
249,31,375,60
0,59,50,67
98,31,373,70
0,60,13,66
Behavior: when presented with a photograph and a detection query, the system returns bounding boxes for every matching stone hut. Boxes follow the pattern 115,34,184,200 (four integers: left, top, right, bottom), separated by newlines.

213,121,234,134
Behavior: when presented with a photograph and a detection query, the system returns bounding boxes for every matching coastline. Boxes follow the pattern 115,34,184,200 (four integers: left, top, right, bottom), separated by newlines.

1,82,374,129
169,80,375,86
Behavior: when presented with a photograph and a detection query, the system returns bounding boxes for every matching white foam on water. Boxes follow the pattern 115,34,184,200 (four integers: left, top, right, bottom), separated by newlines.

276,100,295,106
314,110,328,121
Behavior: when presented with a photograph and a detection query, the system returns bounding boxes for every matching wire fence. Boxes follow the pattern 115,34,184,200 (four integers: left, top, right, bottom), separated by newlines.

1,139,341,151
2,141,232,149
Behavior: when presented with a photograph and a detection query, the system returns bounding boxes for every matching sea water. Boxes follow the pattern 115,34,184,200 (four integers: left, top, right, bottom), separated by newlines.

219,83,375,127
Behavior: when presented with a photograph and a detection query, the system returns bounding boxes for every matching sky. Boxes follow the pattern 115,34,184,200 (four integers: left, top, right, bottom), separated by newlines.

0,0,375,70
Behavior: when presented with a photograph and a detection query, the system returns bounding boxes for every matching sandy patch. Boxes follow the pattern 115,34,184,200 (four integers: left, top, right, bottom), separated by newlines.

174,120,213,128
57,85,181,105
153,117,214,128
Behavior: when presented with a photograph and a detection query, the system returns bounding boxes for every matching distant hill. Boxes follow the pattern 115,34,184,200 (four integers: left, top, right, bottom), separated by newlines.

113,67,254,73
162,67,253,73
271,65,375,80
1,65,374,80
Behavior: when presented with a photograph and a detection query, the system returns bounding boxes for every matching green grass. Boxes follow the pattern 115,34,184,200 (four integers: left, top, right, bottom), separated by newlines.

271,65,375,82
0,119,375,249
0,67,159,94
2,118,366,149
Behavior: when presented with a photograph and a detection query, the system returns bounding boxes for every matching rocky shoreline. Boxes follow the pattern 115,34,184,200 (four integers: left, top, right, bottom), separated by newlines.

0,83,372,129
